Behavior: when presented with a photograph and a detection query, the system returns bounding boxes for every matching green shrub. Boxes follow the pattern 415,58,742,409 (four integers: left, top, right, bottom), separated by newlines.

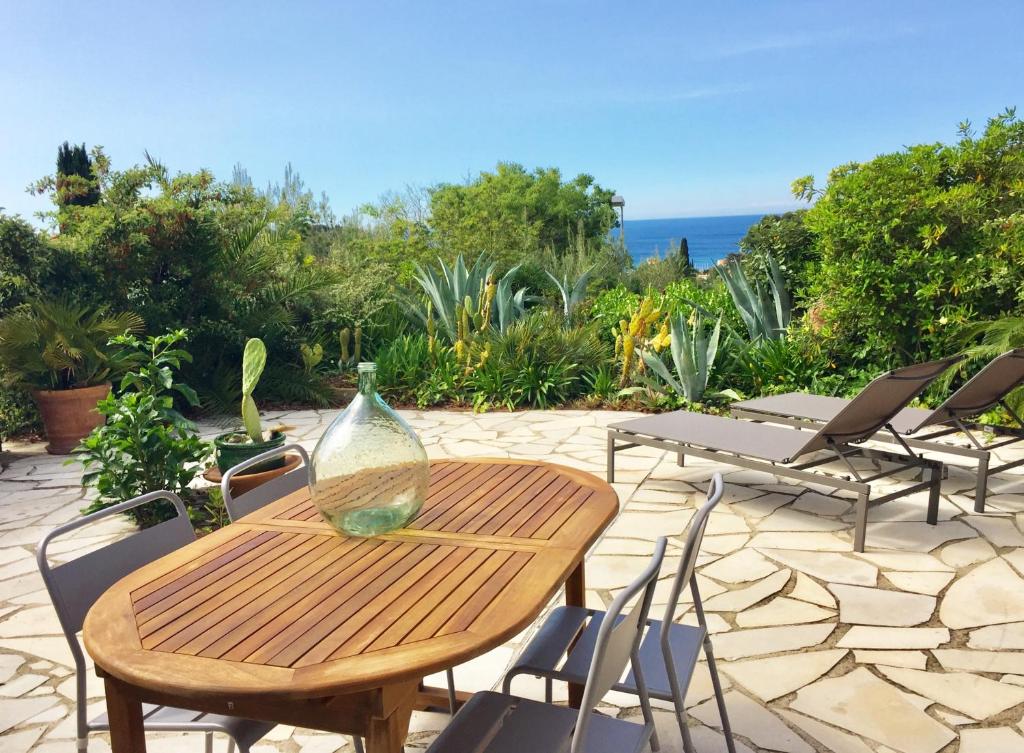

739,211,816,293
0,214,54,317
466,310,609,410
78,331,209,528
0,387,40,441
795,109,1024,367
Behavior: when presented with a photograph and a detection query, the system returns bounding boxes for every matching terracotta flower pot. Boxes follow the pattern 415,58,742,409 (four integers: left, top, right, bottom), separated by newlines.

203,453,302,499
33,383,111,455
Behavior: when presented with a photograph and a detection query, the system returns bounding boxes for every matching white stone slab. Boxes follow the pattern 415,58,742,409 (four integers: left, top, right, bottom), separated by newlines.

699,548,778,583
836,627,950,650
852,650,927,669
722,649,846,701
932,648,1024,675
789,572,836,607
789,667,955,753
939,557,1024,629
959,728,1024,753
691,689,814,753
939,537,996,568
758,548,877,586
967,621,1024,650
964,515,1024,547
747,532,850,551
862,520,976,552
700,568,790,612
878,665,1024,720
777,709,875,753
829,584,935,626
711,623,836,661
734,596,834,628
853,551,951,572
757,507,847,532
882,571,954,596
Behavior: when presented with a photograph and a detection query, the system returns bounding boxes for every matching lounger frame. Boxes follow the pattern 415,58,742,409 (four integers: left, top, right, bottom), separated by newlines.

731,399,1024,513
607,427,942,553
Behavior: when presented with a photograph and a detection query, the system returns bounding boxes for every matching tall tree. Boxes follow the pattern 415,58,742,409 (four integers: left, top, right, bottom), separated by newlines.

55,142,100,207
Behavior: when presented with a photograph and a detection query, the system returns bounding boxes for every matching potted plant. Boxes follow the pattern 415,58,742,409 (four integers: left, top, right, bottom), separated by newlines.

212,337,287,474
0,298,143,453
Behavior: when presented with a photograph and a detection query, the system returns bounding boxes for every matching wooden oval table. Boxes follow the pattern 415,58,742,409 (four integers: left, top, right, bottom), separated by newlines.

84,459,619,753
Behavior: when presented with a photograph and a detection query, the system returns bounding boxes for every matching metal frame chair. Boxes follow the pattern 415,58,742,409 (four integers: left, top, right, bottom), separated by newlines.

36,490,274,753
428,538,667,753
221,443,312,522
505,475,735,753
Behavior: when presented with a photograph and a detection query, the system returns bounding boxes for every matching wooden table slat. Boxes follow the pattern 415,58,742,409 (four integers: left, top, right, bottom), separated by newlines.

136,532,315,630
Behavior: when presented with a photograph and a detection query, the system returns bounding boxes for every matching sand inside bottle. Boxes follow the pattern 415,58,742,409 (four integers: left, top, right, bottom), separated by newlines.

311,460,428,536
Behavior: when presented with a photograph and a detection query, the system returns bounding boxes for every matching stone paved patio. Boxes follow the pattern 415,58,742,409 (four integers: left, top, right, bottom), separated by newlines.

2,408,1024,753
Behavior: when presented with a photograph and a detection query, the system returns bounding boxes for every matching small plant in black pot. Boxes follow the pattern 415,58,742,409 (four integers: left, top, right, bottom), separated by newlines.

213,338,286,474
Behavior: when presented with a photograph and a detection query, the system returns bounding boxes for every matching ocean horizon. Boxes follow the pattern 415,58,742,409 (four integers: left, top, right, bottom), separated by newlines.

619,214,764,268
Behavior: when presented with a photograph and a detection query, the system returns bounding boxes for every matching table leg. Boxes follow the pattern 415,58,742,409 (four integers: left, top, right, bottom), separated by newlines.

365,685,416,753
566,560,586,708
104,676,146,753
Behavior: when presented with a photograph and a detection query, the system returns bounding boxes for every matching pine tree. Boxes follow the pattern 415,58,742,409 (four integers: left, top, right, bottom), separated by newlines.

55,142,100,207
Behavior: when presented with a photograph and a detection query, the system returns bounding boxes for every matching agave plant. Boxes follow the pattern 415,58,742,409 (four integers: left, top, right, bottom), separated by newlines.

717,254,791,341
0,298,143,390
641,310,734,403
408,253,528,340
546,265,595,319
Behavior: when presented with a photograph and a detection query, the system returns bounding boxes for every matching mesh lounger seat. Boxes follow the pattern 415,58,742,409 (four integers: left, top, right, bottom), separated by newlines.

425,539,667,753
505,475,735,753
608,356,963,552
731,350,1024,512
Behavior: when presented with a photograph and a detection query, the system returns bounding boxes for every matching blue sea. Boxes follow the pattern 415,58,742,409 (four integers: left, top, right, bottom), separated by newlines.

619,214,764,269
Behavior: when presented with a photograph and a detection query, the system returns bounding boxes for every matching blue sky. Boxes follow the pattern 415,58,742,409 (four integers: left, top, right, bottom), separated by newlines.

1,1,1022,222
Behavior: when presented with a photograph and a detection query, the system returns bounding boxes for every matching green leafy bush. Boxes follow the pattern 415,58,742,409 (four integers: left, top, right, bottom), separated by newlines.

795,109,1024,367
466,310,609,410
0,387,40,442
78,331,209,527
739,211,816,291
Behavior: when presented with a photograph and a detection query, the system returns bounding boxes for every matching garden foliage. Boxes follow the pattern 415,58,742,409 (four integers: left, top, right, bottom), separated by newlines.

2,111,1024,435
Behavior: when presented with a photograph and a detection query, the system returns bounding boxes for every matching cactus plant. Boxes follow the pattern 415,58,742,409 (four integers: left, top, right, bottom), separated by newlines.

338,326,362,371
241,337,267,442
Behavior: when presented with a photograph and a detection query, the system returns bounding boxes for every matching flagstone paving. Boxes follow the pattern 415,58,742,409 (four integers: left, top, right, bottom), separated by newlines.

2,407,1024,752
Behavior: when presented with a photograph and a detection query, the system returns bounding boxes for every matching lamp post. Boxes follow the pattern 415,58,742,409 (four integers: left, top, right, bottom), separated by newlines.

610,195,625,249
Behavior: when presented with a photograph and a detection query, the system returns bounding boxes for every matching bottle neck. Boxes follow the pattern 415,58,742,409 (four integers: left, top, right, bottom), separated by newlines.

357,365,377,396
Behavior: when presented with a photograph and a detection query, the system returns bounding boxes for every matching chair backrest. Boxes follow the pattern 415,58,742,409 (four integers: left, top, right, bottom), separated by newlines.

660,474,723,640
36,491,195,738
221,443,310,522
915,349,1024,430
571,537,667,753
795,354,964,455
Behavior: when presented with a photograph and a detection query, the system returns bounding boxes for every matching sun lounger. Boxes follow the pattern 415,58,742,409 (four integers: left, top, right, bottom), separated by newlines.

731,350,1024,512
607,356,963,552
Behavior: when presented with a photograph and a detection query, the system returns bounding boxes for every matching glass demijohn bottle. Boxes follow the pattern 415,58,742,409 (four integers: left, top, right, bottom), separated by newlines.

309,362,429,536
